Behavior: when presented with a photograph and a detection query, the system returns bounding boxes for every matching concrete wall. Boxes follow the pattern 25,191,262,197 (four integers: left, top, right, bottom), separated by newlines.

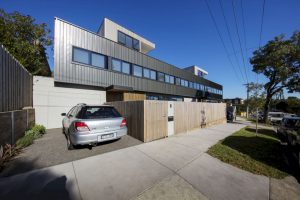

0,108,35,146
33,76,106,129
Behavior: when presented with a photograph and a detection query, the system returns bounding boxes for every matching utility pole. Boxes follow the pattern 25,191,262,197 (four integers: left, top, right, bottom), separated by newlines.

244,83,250,118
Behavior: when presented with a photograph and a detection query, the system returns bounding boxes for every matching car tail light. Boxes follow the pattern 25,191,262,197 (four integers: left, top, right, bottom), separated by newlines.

120,118,126,127
74,122,90,132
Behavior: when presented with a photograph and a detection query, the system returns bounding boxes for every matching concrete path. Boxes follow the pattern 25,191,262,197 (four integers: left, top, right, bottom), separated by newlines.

0,123,271,200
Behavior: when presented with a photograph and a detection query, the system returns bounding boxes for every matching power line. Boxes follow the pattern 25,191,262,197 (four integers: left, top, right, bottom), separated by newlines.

218,0,246,83
259,0,266,48
204,0,242,83
240,0,248,56
231,0,249,84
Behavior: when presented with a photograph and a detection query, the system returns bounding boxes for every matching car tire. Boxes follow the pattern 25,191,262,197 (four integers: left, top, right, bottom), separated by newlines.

67,133,75,150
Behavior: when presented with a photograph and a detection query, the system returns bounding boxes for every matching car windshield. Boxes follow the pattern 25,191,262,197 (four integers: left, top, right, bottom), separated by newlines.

286,119,300,128
79,106,121,119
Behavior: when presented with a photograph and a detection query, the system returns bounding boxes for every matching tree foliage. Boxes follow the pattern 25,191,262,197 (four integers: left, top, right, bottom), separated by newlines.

250,31,300,122
245,82,266,113
0,9,52,76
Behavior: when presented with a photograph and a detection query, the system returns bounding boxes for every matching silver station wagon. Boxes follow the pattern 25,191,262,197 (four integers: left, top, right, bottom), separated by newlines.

62,104,127,150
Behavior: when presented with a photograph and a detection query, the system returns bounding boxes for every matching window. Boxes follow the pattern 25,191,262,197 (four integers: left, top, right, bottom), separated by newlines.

91,53,105,68
73,47,107,69
184,80,189,87
170,76,175,84
176,77,181,85
79,106,121,119
118,32,126,44
189,81,193,88
118,31,140,51
122,62,130,74
143,68,150,78
112,59,122,72
125,36,133,48
165,74,170,83
181,79,185,86
133,39,139,51
73,48,89,64
150,70,156,80
133,65,142,77
158,72,165,82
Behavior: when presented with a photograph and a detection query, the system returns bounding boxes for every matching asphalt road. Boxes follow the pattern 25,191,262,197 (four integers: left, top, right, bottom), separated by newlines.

0,128,142,177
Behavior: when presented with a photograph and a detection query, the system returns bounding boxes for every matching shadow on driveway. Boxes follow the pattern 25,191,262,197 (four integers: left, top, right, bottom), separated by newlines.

0,128,142,177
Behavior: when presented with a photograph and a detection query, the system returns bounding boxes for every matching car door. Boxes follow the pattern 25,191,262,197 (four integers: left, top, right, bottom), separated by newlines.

64,106,76,131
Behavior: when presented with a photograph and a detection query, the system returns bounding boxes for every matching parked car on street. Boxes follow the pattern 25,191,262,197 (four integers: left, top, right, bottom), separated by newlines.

277,116,300,165
61,103,127,150
268,112,285,125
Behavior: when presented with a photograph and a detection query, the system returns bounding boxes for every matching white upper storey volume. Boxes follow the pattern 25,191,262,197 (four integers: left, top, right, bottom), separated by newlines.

98,18,155,54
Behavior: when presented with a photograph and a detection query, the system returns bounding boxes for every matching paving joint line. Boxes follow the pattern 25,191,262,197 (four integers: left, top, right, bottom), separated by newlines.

71,162,83,200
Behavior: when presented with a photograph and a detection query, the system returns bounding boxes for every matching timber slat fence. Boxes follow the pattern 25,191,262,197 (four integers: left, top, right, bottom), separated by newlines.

0,45,34,145
0,45,33,112
108,100,226,142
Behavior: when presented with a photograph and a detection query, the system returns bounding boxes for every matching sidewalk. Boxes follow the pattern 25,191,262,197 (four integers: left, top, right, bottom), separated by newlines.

0,123,271,200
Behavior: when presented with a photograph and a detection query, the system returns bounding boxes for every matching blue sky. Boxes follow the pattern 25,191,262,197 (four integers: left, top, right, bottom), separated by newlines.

1,0,300,99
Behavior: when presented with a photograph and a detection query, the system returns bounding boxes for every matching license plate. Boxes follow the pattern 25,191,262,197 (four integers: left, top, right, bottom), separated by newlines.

101,133,114,140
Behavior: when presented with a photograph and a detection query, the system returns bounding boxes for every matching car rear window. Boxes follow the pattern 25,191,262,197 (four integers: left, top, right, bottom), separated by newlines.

78,106,121,119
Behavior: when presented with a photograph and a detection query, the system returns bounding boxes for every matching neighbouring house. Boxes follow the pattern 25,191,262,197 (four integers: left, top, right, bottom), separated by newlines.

33,17,223,128
224,97,244,105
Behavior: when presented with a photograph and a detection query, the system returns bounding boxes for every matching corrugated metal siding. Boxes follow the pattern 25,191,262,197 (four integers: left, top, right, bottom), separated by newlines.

0,45,33,112
54,18,222,98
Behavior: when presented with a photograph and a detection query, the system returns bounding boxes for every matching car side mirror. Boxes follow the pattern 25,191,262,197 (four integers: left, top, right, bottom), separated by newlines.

61,113,66,116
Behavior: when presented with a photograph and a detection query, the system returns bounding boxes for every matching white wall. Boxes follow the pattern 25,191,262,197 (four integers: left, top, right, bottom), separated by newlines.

33,76,106,129
102,18,155,54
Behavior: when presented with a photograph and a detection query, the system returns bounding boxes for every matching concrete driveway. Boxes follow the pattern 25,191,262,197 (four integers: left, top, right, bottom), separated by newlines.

0,128,142,177
2,122,297,200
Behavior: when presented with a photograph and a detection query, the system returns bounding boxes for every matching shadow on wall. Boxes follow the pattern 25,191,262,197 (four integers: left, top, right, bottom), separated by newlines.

0,159,73,200
222,127,300,182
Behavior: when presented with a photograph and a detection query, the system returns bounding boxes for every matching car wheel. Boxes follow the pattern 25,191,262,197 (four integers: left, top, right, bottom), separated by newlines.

67,133,75,150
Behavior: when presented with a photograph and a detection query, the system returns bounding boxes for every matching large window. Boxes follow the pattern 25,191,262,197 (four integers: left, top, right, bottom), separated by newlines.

170,76,175,84
122,62,130,74
176,77,181,85
150,70,156,80
181,79,185,86
73,48,90,64
112,59,130,74
165,74,170,83
158,72,165,82
184,80,189,87
133,65,142,77
112,59,122,72
143,68,150,78
118,31,140,51
91,53,105,68
73,47,106,68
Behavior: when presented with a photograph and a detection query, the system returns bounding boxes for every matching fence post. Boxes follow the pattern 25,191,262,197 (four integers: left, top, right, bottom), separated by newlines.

11,111,15,145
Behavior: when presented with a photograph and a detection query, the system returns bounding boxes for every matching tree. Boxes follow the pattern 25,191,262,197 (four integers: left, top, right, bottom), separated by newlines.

245,82,266,113
0,9,52,76
250,32,300,122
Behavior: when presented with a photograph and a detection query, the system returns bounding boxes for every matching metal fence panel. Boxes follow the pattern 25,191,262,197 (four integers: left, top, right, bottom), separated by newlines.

0,45,33,112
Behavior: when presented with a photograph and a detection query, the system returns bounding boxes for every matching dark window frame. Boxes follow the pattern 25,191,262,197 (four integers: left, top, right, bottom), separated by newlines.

112,58,131,75
72,46,107,69
117,31,140,51
133,64,143,77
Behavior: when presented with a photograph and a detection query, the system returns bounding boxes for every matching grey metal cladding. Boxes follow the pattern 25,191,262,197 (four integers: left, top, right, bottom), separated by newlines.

54,18,222,98
0,45,33,112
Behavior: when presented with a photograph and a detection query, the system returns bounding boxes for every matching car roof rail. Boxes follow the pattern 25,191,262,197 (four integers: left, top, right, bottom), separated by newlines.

76,103,87,106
